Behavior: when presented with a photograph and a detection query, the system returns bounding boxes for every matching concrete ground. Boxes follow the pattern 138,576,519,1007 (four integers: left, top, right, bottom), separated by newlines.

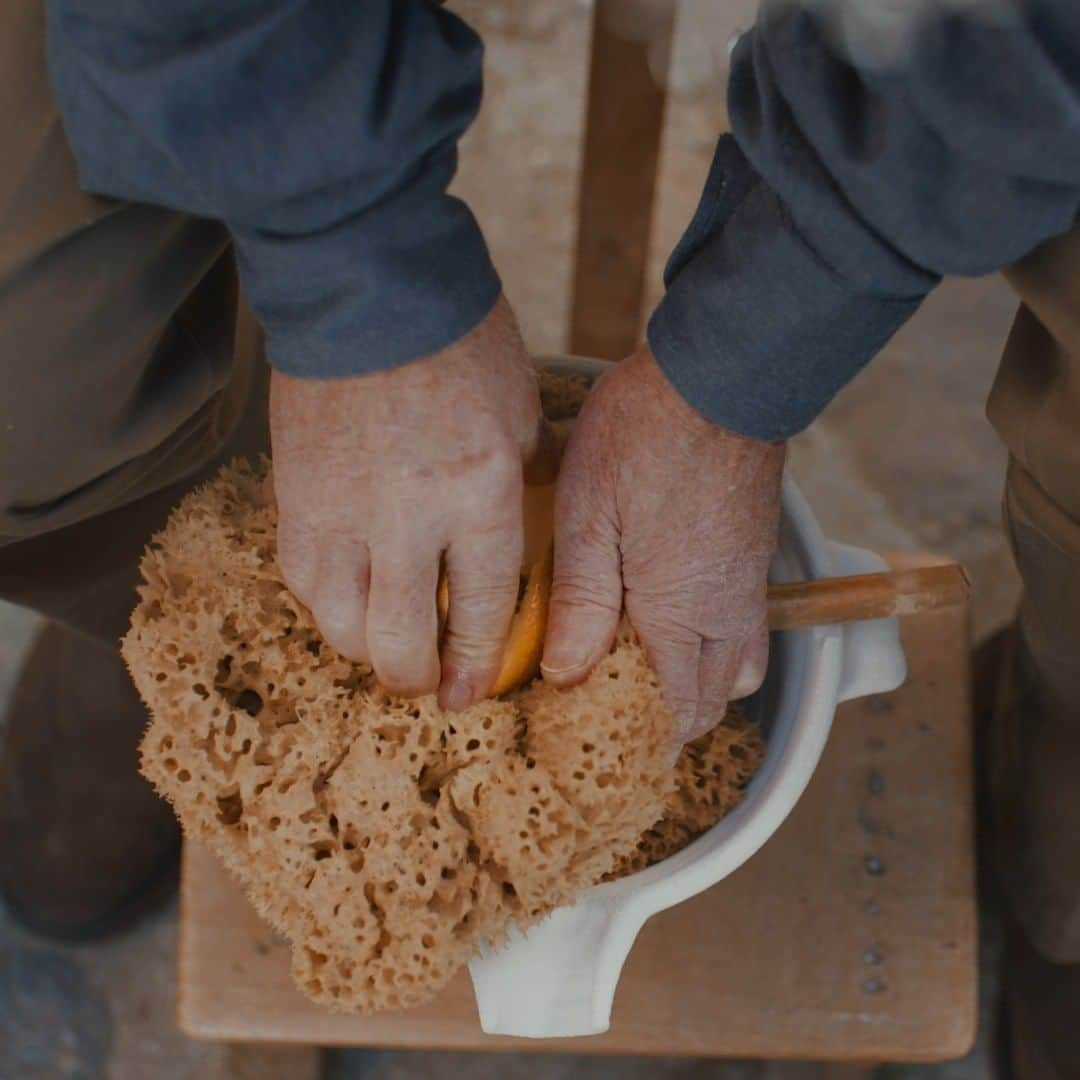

1,1,1020,1077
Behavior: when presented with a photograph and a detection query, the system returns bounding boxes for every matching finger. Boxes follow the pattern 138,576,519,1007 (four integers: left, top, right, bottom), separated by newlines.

309,540,371,662
626,605,705,747
366,542,441,697
276,516,319,606
541,460,622,687
731,619,769,700
437,523,522,712
693,636,742,737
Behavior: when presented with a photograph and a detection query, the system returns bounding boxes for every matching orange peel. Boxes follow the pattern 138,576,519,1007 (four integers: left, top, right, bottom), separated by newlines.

438,481,555,697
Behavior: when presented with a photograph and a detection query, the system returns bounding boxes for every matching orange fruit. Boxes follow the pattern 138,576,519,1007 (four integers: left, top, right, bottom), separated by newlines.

489,537,553,696
437,480,555,697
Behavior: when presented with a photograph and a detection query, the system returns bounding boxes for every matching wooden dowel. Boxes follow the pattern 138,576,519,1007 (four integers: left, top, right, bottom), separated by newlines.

569,0,676,360
766,564,970,630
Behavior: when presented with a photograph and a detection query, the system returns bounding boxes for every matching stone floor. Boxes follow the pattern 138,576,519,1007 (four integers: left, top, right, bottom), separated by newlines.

1,1,1022,1077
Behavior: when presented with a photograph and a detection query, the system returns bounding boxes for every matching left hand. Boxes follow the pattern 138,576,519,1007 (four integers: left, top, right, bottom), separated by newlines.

270,296,542,711
541,347,786,748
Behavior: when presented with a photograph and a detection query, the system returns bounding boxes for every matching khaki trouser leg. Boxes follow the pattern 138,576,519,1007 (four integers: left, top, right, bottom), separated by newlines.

987,226,1080,1079
0,2,268,644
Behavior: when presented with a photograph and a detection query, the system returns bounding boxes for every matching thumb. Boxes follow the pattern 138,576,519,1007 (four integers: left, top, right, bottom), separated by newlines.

541,472,622,687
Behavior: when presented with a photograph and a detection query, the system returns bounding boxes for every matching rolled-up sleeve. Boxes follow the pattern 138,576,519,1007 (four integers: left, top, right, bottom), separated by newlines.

46,0,501,378
648,0,1080,441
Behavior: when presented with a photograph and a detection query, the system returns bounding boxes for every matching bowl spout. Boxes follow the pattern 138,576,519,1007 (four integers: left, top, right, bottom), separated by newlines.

468,898,638,1038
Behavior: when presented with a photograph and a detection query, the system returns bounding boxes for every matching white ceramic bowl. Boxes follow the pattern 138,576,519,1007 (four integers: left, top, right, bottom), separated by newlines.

467,358,908,1038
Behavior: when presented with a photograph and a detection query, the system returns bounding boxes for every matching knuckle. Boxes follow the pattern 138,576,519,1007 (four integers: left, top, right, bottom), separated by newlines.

442,629,503,670
627,602,702,648
452,575,517,614
453,459,522,522
447,614,511,656
628,575,766,642
444,593,511,646
469,436,522,487
550,574,620,613
487,435,525,477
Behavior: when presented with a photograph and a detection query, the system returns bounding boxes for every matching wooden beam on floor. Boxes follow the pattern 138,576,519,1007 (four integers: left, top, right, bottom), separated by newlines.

569,0,676,361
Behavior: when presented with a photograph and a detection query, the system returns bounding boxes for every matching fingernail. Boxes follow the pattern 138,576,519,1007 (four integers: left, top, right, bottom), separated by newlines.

732,657,763,699
441,673,473,713
666,745,682,768
540,655,588,679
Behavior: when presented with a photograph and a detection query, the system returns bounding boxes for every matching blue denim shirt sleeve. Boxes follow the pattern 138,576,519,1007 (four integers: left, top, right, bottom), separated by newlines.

45,1,501,379
649,0,1080,441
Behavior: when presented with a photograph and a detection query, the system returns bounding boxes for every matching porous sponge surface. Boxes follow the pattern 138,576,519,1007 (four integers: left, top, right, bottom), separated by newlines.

125,428,762,1016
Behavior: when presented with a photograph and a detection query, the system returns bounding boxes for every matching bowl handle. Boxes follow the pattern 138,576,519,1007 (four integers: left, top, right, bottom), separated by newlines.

468,899,638,1038
827,542,908,704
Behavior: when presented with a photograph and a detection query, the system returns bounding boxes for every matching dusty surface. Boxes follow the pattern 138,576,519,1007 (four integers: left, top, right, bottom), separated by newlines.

0,1,1013,1076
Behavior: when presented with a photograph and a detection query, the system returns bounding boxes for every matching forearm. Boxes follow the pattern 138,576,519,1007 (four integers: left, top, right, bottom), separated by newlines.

46,0,500,376
649,0,1080,440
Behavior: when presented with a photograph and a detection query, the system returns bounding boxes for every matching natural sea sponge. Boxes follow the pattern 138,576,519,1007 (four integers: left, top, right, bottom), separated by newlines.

537,368,592,419
124,378,762,1014
605,715,764,880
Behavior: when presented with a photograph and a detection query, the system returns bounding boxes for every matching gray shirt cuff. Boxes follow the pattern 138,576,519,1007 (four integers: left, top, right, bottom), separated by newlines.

647,136,929,441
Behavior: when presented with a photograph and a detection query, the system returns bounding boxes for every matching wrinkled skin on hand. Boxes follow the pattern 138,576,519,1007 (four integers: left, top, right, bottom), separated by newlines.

270,296,542,712
542,347,786,748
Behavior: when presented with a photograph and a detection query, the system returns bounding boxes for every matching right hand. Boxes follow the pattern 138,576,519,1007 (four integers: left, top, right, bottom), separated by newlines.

542,348,785,749
270,296,543,712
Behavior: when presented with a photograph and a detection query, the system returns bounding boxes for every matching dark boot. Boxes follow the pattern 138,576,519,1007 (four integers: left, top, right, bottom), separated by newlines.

972,625,1016,884
973,626,1016,1080
1002,907,1080,1080
975,625,1080,1079
0,623,180,942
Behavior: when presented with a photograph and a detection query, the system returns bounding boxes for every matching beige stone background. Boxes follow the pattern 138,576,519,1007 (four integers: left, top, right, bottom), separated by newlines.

1,2,1016,1077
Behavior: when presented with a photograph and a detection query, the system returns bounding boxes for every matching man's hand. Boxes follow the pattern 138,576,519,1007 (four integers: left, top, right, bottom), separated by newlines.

270,297,542,711
542,348,785,748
